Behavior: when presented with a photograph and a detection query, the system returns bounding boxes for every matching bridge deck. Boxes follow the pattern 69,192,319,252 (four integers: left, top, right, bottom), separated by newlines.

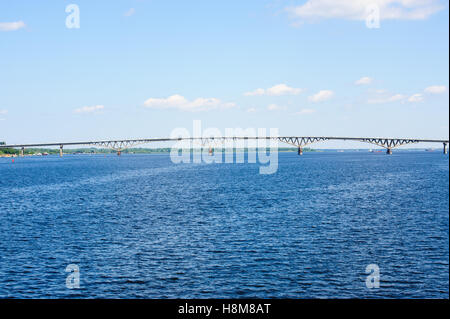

0,137,448,149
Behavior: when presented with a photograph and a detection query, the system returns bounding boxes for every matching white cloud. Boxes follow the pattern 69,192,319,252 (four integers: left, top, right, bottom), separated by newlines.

0,21,26,31
74,105,105,114
296,108,316,115
287,0,444,22
144,94,236,112
247,107,257,113
267,84,303,96
355,76,373,85
308,90,334,102
0,109,7,115
124,8,135,17
368,94,406,104
244,88,265,96
424,85,447,94
244,84,303,96
267,104,287,111
408,93,424,103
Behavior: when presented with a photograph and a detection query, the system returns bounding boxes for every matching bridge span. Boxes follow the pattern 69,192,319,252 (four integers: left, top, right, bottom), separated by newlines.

0,136,448,156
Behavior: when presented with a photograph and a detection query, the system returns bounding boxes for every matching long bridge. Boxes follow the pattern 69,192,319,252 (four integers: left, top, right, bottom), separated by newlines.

1,136,448,156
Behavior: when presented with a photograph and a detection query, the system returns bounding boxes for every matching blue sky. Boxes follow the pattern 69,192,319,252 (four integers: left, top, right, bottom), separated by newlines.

0,0,448,148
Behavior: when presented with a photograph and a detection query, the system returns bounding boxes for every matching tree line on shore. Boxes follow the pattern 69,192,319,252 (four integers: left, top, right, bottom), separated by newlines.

1,147,314,156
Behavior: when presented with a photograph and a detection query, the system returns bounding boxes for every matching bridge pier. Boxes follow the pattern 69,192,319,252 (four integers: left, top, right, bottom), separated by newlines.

59,145,63,157
297,147,303,156
386,148,393,155
444,143,448,155
20,147,24,157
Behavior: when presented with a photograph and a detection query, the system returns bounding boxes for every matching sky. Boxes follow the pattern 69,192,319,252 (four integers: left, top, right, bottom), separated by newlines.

0,0,449,149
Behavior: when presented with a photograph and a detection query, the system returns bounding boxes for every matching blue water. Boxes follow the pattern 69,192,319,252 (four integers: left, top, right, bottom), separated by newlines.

0,152,448,298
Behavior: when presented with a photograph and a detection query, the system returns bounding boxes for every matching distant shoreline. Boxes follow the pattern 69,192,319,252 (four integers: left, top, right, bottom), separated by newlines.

0,147,442,157
0,147,313,157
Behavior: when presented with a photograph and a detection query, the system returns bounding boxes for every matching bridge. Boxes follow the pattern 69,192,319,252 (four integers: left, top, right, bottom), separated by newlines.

1,136,448,156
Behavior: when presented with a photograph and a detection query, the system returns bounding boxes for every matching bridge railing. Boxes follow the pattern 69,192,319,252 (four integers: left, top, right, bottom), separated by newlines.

0,136,448,156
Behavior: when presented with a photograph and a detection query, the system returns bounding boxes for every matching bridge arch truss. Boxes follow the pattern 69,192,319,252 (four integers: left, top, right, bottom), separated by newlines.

2,136,448,156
